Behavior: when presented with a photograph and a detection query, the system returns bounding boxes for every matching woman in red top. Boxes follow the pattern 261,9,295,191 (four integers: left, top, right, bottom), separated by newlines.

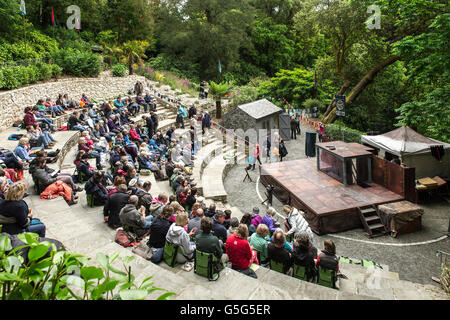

225,224,258,278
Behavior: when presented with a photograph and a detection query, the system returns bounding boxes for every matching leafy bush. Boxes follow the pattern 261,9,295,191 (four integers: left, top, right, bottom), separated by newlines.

51,64,63,78
112,64,127,77
0,232,175,300
36,63,53,81
0,66,20,89
323,122,363,143
303,98,325,113
51,48,102,77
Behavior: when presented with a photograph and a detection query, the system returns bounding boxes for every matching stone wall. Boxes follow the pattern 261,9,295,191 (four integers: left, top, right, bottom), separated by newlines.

0,72,147,132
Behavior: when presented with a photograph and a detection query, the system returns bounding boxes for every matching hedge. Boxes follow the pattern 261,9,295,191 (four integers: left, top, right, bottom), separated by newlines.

323,123,363,143
112,64,127,77
0,63,62,90
51,48,102,77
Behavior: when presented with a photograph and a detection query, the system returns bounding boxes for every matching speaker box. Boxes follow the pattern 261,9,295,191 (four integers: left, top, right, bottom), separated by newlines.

305,131,317,157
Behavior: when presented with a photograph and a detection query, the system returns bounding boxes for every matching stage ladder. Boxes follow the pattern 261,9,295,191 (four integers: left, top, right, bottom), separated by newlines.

357,205,388,238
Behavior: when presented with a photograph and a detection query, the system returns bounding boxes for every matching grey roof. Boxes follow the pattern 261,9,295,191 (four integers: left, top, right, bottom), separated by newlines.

237,99,282,120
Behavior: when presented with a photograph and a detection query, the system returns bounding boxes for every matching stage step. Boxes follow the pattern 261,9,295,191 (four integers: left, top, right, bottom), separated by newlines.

357,205,388,238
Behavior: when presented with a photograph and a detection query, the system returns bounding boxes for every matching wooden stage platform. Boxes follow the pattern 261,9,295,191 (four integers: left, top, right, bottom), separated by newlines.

260,158,404,235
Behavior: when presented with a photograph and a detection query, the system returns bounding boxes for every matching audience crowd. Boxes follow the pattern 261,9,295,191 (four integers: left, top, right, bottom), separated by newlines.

0,81,339,287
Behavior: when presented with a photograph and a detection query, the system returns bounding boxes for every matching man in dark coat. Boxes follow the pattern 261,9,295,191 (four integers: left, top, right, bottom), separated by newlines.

103,184,130,229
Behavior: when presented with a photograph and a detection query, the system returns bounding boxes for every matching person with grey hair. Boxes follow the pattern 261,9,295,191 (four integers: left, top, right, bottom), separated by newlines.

227,217,240,238
292,231,317,282
119,195,152,237
262,207,278,233
187,208,204,237
268,229,293,274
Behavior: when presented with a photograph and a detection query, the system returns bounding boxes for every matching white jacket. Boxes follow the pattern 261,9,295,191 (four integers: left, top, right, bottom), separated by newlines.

286,208,314,244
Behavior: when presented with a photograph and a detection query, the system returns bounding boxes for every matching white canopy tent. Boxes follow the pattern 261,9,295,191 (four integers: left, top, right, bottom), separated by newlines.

361,126,450,179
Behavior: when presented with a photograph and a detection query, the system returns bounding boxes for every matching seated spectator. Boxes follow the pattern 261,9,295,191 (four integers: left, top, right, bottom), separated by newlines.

205,203,216,218
108,175,127,197
195,216,224,270
223,209,232,230
293,232,318,282
14,137,38,162
78,138,102,170
212,211,228,245
76,153,95,180
32,158,80,193
268,229,293,274
262,207,278,234
147,206,174,263
187,208,203,237
166,211,196,264
0,181,46,237
119,195,152,238
25,126,47,150
103,184,130,229
227,217,239,239
283,205,314,245
68,111,86,132
149,194,168,218
29,124,56,148
85,171,109,206
249,224,270,265
240,213,256,236
251,207,263,228
316,240,339,273
81,93,94,108
225,224,257,278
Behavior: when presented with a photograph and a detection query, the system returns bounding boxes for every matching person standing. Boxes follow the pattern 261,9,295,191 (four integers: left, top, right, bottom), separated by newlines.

290,116,297,140
279,136,288,162
318,123,324,143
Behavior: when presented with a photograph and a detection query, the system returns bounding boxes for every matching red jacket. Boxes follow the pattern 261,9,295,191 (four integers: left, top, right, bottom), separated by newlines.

225,234,252,270
24,112,36,127
129,128,140,141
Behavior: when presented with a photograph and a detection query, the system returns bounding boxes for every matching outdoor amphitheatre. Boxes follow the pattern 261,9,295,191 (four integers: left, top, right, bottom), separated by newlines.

0,0,448,302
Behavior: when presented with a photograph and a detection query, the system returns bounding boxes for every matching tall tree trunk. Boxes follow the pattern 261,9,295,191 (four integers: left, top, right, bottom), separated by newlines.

128,56,134,75
216,100,222,119
323,55,401,124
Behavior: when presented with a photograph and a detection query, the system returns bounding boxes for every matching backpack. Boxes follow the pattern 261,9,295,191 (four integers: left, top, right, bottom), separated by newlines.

115,229,139,247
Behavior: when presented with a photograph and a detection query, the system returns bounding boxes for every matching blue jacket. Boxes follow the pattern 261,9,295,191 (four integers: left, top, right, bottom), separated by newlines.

14,145,31,161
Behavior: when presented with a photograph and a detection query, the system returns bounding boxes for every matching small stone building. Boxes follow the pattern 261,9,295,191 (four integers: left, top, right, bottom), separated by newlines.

222,99,283,141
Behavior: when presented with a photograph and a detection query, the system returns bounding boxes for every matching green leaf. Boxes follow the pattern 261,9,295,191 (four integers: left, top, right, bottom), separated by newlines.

4,256,22,273
156,292,177,300
65,275,86,289
0,272,23,281
20,283,34,300
119,289,148,300
80,266,104,281
96,253,109,270
0,234,12,252
28,244,50,262
18,233,39,246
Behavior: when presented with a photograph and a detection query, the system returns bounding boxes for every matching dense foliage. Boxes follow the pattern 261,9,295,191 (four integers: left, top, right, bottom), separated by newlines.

0,0,448,141
0,232,174,300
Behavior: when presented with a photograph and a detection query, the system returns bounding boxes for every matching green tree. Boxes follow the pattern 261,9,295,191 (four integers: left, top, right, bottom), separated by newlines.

394,13,450,142
120,40,150,75
157,0,254,80
258,67,318,108
209,80,233,119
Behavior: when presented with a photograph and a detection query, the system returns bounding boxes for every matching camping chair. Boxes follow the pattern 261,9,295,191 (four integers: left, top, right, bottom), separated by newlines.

86,193,95,208
256,250,269,267
269,259,288,274
163,241,180,267
33,176,42,194
317,266,338,289
194,250,221,281
292,263,308,281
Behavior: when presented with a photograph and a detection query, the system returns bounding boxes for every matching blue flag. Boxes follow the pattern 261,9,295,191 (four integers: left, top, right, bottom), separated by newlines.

20,0,26,15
